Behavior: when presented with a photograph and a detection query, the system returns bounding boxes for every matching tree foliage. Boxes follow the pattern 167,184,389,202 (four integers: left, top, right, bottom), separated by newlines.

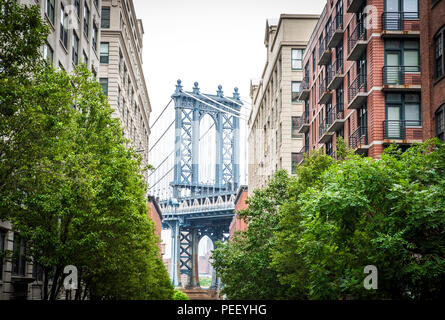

213,140,445,300
0,0,173,300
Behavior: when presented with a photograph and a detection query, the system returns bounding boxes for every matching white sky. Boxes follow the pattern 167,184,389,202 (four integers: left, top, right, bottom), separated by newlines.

132,0,326,258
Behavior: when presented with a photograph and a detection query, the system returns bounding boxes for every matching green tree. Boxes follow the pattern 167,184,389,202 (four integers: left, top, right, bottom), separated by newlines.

212,171,293,299
0,1,173,300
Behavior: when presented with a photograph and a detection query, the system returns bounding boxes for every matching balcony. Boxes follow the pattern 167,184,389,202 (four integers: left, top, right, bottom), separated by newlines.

382,66,421,91
347,0,365,13
382,12,420,37
318,36,331,66
319,118,334,144
297,112,310,134
347,24,368,61
327,14,344,48
298,77,310,100
347,73,367,109
318,81,332,105
383,120,423,142
297,145,309,166
327,58,345,90
326,104,345,132
349,125,368,153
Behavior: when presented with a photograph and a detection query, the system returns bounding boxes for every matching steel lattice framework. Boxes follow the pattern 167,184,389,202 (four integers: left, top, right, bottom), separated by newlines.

162,80,242,288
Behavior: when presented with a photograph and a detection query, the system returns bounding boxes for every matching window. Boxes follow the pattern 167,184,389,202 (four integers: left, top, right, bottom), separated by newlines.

291,116,301,139
118,87,121,109
0,230,6,280
101,7,111,29
100,78,108,96
92,24,98,52
43,43,53,64
60,4,68,48
291,49,303,70
119,50,123,73
83,50,88,65
434,26,444,80
32,262,43,282
436,104,445,141
12,233,26,277
291,153,298,174
46,0,55,25
386,93,421,128
72,31,79,65
100,42,109,63
291,81,301,102
84,3,90,37
74,0,80,17
312,48,316,73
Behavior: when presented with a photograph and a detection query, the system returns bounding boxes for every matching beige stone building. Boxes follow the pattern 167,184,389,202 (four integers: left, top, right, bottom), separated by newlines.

248,14,319,191
1,0,152,300
98,0,151,179
1,0,103,300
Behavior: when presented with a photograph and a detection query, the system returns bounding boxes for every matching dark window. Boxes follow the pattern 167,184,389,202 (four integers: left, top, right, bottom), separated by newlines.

74,0,80,17
46,0,55,25
0,230,6,280
100,78,108,96
435,104,445,141
32,262,43,282
312,48,316,73
92,24,98,51
101,7,111,28
100,42,109,63
72,31,79,65
291,153,298,174
291,81,301,102
43,43,53,64
434,26,444,80
84,3,90,37
12,233,26,277
60,4,68,48
291,116,301,139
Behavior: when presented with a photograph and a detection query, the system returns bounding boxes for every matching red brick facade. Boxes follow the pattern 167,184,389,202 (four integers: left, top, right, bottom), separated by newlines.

420,0,445,139
148,196,163,252
229,186,248,239
297,0,431,161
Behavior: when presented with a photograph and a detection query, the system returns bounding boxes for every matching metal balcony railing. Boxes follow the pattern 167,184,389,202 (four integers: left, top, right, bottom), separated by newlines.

348,73,367,103
348,23,367,56
319,118,331,138
347,0,365,13
382,12,420,31
383,66,421,86
349,125,368,149
319,35,327,59
332,57,344,75
297,111,310,130
327,103,345,126
383,120,423,140
327,14,344,47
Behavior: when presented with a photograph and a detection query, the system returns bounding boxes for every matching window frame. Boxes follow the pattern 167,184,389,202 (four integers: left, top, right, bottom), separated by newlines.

100,42,110,64
83,2,90,38
434,26,445,81
46,0,55,25
60,3,68,49
291,49,303,70
101,7,111,29
99,78,109,96
72,31,79,65
291,81,302,103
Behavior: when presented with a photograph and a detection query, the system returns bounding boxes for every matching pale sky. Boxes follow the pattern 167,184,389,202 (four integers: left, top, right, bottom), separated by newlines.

132,0,326,258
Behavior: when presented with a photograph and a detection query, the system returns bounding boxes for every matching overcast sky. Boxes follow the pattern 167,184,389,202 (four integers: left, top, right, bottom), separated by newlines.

132,0,326,258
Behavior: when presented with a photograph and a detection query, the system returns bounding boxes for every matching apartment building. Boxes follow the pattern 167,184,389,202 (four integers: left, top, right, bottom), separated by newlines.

297,0,424,161
420,0,445,141
248,15,319,191
98,0,151,175
1,0,102,300
1,0,153,300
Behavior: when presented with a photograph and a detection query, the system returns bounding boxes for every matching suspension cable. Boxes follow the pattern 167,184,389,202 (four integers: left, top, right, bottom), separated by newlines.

148,167,174,190
148,119,174,153
150,99,172,128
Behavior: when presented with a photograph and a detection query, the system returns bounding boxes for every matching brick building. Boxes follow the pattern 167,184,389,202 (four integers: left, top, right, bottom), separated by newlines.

297,0,425,161
147,196,164,253
229,186,249,239
420,0,445,140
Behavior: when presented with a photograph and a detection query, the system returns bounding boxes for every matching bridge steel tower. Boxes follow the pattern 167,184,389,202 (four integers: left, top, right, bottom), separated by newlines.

162,80,242,288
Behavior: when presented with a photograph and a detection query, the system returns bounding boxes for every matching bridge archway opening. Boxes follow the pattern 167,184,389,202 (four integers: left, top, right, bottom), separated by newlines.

198,235,214,288
199,114,216,185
